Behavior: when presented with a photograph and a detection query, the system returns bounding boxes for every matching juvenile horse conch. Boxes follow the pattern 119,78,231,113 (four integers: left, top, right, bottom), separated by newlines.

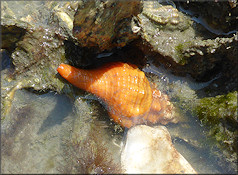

57,62,175,128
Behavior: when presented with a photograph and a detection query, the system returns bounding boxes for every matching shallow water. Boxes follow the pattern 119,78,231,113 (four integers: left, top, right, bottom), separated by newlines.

144,62,227,174
177,3,237,36
1,89,74,173
1,62,232,174
1,1,236,174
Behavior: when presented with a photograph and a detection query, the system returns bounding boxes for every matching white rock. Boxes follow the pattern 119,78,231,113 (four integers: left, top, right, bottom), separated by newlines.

121,125,197,174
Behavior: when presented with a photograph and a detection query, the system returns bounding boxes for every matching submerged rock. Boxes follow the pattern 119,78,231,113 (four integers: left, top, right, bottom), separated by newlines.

1,26,67,118
73,0,142,52
1,89,74,173
132,0,238,82
196,91,238,173
1,1,81,117
59,97,123,174
121,125,197,174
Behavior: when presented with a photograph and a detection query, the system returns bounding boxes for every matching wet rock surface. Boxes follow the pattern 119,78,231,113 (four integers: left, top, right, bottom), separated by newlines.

1,89,123,174
132,0,238,82
73,0,142,52
1,26,66,118
133,0,193,64
1,1,81,117
177,1,238,35
1,89,74,173
59,97,123,174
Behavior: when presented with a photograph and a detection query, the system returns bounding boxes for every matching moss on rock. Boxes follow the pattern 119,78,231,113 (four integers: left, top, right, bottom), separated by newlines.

196,91,237,172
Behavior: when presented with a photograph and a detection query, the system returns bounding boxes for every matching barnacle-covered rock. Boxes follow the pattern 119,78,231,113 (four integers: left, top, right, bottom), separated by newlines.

1,1,33,51
142,1,190,31
1,27,67,118
1,1,82,118
73,0,142,52
1,1,82,51
132,0,193,63
1,20,27,51
132,0,238,83
45,1,81,40
171,34,238,82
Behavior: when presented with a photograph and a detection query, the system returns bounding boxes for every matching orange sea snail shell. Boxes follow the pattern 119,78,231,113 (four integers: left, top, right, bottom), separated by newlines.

57,62,176,128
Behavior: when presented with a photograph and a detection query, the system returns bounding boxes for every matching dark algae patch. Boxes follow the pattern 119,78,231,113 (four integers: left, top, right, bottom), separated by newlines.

196,91,237,173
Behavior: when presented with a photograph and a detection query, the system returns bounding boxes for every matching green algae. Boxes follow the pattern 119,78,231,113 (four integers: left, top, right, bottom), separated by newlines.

175,41,192,65
196,91,237,127
195,91,237,172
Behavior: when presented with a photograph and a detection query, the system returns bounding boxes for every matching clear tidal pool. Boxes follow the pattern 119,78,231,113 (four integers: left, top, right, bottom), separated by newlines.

1,62,232,174
1,1,236,174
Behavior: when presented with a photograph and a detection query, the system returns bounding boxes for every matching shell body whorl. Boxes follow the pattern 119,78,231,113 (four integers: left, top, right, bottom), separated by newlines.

57,62,175,128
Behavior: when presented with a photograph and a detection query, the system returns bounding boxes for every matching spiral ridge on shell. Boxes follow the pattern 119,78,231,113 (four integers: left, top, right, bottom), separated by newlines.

57,62,176,128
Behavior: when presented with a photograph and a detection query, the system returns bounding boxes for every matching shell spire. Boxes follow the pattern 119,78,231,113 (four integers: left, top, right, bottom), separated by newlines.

57,62,176,128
